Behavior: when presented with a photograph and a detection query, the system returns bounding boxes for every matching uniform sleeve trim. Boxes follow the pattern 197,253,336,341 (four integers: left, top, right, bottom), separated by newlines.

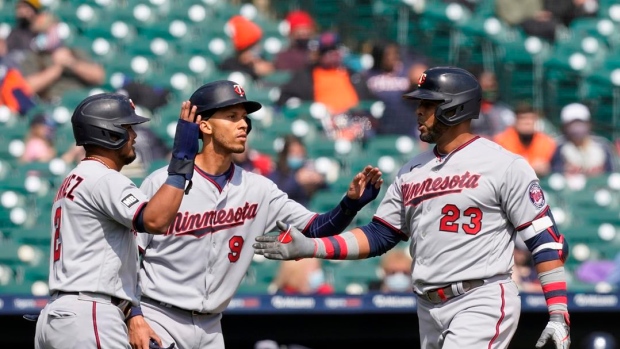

372,216,408,241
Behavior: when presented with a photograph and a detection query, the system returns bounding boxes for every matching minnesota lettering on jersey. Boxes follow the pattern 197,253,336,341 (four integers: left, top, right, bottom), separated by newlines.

168,202,258,237
402,171,480,206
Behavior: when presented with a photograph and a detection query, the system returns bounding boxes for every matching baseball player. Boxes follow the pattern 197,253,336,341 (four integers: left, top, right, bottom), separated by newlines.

127,80,384,349
254,67,571,349
34,93,202,349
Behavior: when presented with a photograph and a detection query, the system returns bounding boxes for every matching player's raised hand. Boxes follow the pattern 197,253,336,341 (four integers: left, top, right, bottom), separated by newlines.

344,165,384,209
253,221,316,260
179,100,202,124
535,313,570,349
168,101,202,193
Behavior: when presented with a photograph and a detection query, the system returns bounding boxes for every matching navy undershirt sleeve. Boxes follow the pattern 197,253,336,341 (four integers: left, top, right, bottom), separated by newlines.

359,219,404,257
305,199,356,238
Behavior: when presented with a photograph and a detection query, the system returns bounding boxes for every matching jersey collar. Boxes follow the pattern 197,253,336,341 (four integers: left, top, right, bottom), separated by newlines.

432,135,481,161
194,163,235,193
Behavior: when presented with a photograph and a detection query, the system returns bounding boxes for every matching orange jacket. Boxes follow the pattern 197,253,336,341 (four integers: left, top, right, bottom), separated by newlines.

0,65,35,115
494,127,556,165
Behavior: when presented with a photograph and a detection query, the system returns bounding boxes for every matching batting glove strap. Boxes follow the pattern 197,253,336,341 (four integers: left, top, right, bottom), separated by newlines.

535,313,570,349
168,119,200,181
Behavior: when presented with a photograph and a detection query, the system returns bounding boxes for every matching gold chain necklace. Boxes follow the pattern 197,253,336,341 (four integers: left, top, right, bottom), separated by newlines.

83,156,111,169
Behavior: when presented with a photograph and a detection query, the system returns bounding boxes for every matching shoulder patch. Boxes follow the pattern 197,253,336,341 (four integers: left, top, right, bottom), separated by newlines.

122,194,139,208
527,181,545,209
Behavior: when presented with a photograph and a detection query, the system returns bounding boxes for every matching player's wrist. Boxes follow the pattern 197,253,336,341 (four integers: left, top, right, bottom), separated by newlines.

340,197,360,216
125,306,144,322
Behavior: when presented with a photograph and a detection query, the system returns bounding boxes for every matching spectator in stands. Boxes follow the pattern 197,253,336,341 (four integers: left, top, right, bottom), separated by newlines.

274,10,317,72
495,0,558,42
219,15,275,82
272,258,334,295
6,0,41,63
551,103,616,176
494,102,556,176
269,135,326,207
19,13,105,104
0,38,36,116
512,245,542,293
121,124,172,178
365,41,427,137
368,248,413,293
232,142,274,176
277,31,373,115
20,113,56,163
470,70,515,138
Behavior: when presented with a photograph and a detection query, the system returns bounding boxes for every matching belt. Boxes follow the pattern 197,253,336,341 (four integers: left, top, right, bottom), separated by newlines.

420,279,485,304
56,291,132,317
142,296,213,316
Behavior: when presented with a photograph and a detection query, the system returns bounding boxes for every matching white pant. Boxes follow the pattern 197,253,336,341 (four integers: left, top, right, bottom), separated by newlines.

417,279,521,349
141,297,224,349
35,293,131,349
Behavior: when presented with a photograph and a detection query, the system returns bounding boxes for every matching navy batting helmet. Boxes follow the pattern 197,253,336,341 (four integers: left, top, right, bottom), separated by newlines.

403,66,481,126
71,93,149,150
189,80,262,136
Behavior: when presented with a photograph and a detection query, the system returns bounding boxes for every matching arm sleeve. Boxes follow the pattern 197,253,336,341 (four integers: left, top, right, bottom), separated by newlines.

499,158,547,228
360,219,405,257
90,172,149,230
305,199,355,238
136,170,165,248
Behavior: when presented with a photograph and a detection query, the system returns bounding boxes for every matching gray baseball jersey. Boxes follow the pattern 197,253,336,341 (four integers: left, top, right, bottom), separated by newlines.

137,165,316,314
374,137,546,292
48,159,148,304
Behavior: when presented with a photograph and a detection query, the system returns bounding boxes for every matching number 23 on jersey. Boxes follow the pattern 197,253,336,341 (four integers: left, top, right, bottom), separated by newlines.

439,204,483,235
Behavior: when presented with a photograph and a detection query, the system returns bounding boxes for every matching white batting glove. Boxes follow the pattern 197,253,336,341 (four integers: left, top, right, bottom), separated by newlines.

535,313,570,349
253,221,316,260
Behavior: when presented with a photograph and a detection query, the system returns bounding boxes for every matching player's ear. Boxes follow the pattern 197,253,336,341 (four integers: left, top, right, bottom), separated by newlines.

200,118,213,135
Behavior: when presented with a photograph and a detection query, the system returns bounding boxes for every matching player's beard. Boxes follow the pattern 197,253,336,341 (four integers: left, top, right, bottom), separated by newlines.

213,133,246,154
419,119,449,143
122,152,137,165
119,144,137,165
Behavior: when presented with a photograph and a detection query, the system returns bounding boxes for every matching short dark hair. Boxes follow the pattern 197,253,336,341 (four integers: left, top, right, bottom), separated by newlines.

514,102,535,115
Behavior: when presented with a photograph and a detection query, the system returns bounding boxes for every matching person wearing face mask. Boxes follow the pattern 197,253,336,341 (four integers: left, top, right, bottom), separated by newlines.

550,103,616,176
219,15,275,82
269,134,327,207
277,32,373,115
6,0,41,56
470,70,515,138
494,102,556,177
368,248,413,293
273,258,334,295
274,10,317,72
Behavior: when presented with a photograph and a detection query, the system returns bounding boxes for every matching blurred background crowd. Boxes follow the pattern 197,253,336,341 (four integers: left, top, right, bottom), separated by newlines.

1,0,620,317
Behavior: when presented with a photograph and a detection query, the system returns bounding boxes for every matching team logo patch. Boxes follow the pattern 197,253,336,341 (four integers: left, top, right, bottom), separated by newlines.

417,73,426,87
122,194,139,208
527,181,545,209
129,98,136,110
233,84,245,97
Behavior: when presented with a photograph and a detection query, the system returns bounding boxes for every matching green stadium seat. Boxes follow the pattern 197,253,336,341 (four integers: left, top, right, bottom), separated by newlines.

308,190,345,213
20,263,50,283
15,227,51,247
0,241,21,265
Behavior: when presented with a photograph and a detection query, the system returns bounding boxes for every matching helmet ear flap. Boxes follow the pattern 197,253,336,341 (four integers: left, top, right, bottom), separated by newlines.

245,117,252,135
